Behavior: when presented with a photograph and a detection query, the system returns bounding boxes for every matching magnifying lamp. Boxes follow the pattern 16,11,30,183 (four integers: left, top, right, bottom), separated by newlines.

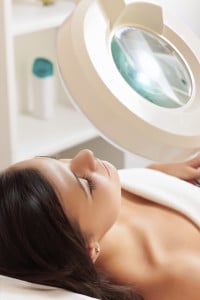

56,0,200,162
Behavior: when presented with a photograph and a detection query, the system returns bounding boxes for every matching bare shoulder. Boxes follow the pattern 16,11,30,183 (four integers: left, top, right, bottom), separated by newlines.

146,252,200,300
170,252,200,296
98,243,200,300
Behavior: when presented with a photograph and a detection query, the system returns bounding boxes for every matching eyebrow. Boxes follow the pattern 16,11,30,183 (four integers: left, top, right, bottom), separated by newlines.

72,172,88,198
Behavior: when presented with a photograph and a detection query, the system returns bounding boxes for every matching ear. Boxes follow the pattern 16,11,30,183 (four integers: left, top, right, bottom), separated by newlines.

87,242,101,263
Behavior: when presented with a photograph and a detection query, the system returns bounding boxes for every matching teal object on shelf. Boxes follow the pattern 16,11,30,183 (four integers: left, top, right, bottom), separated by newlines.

32,58,54,78
32,57,55,120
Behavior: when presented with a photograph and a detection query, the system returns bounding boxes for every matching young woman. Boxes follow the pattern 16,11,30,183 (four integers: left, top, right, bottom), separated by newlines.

0,149,200,300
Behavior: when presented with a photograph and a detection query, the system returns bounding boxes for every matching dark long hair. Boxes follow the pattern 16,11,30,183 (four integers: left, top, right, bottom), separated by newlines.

0,167,143,300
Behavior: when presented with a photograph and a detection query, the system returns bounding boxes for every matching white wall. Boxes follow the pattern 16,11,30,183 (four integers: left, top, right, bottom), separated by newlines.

125,0,200,38
160,0,200,38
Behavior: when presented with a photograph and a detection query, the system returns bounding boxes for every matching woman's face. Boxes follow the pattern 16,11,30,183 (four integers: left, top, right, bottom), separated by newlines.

10,150,121,242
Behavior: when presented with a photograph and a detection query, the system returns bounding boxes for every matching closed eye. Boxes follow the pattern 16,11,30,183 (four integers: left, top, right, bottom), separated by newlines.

72,172,88,197
73,172,96,195
83,176,96,194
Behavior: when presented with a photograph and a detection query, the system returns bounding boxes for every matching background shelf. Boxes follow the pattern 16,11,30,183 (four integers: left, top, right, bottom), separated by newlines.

17,104,98,160
0,0,127,169
12,0,75,36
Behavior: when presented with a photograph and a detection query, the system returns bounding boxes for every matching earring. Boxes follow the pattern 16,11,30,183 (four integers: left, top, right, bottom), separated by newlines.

95,246,100,254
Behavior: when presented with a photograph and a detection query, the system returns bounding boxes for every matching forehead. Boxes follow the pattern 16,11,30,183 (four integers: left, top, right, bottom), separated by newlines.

10,157,69,178
9,157,75,200
8,158,88,222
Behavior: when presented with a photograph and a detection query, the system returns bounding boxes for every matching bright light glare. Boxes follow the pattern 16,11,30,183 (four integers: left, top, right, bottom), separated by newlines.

137,51,161,80
137,73,151,86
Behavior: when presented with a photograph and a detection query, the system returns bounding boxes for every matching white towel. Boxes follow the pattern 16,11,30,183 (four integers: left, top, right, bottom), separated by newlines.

119,168,200,228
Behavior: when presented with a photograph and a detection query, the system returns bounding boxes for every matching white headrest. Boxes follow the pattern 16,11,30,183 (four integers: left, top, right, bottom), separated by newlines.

0,276,97,300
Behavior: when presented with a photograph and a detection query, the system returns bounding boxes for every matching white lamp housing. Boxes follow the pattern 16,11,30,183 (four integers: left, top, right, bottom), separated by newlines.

57,0,200,162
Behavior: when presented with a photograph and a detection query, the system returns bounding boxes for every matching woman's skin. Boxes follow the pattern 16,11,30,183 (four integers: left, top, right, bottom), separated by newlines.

9,150,200,300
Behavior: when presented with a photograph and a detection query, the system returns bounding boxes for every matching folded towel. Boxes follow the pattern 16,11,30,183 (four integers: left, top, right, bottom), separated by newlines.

119,168,200,228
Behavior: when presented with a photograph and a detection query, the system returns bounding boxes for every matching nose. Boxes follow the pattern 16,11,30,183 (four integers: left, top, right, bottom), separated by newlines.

70,149,96,173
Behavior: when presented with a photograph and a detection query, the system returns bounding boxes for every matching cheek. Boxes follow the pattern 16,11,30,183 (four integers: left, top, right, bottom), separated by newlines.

106,175,121,199
99,180,121,217
102,172,121,199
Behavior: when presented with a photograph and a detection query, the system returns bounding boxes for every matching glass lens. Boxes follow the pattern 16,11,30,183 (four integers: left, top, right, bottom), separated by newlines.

111,27,192,108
